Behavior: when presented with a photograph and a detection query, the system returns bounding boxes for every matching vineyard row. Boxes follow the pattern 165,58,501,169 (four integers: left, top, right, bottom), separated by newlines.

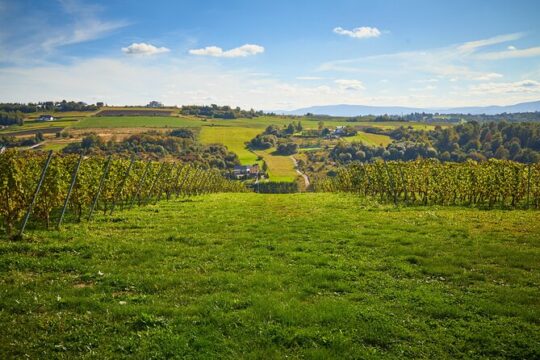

312,159,540,208
0,150,247,236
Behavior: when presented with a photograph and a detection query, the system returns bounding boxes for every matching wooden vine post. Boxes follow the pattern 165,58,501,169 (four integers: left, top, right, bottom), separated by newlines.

57,154,83,229
19,150,54,237
88,155,112,221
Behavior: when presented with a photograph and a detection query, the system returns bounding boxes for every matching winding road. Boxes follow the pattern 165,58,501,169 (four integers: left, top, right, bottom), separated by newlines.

290,156,310,188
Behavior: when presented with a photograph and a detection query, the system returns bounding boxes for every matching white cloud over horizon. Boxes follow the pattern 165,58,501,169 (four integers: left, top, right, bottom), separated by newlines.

1,56,538,110
189,44,264,58
333,26,381,39
334,79,365,91
122,42,170,55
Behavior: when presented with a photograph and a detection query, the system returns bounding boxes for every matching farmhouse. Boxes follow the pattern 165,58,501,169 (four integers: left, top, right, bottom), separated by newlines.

233,164,260,179
38,114,54,121
334,126,346,135
147,101,164,108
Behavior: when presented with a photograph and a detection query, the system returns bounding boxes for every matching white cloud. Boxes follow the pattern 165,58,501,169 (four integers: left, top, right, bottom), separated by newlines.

296,76,324,80
319,33,525,82
475,46,540,60
457,33,523,53
409,85,437,92
469,80,540,94
122,43,170,55
414,78,439,83
335,79,365,90
472,72,503,81
333,26,381,39
189,44,264,58
508,45,516,50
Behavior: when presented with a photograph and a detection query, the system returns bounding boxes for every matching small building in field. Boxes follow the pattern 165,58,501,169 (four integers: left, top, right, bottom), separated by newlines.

334,126,346,135
38,115,54,122
233,164,260,179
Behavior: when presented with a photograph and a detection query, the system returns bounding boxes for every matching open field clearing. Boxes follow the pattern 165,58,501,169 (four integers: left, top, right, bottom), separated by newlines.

0,193,538,358
73,116,205,129
25,111,98,119
0,119,79,135
254,149,298,182
199,126,261,165
342,131,393,147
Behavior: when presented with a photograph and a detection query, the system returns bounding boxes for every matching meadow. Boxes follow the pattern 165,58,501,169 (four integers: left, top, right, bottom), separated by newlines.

73,116,205,129
199,126,298,180
253,149,298,181
342,132,393,147
0,193,538,358
199,126,261,165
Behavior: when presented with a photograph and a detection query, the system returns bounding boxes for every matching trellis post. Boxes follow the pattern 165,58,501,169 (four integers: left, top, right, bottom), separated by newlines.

57,154,83,229
19,150,54,237
88,155,112,221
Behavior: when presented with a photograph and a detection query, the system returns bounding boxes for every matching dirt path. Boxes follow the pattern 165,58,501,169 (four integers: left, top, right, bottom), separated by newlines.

290,156,310,188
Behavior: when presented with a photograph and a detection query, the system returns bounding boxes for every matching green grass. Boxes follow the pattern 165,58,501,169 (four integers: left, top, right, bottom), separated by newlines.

73,116,205,128
199,126,261,165
254,149,298,182
199,126,298,180
342,131,393,146
1,193,538,359
0,119,79,134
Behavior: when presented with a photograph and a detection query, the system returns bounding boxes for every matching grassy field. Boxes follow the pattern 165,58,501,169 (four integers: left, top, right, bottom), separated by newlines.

73,116,205,129
199,126,261,165
0,193,538,358
0,119,79,135
199,126,298,180
254,149,298,182
342,131,393,147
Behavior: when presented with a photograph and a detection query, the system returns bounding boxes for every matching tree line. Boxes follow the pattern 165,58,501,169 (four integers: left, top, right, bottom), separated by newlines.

0,100,99,113
180,104,266,119
335,121,540,164
248,123,302,155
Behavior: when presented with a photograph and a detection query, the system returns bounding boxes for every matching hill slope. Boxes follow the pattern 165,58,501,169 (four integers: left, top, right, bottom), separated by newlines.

1,193,539,358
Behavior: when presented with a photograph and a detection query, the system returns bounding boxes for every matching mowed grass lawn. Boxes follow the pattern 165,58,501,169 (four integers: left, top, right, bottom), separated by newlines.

73,116,205,129
0,119,79,135
1,193,538,358
199,126,298,180
199,126,261,165
342,131,393,147
254,149,298,182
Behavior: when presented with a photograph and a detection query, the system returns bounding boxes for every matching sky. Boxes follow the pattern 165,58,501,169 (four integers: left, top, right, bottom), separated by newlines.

1,0,539,110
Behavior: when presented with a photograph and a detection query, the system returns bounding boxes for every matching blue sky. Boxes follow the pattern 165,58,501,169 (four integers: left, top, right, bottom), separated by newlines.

1,0,539,109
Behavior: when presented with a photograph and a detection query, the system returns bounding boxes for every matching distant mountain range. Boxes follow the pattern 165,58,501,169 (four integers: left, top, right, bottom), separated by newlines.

276,100,540,117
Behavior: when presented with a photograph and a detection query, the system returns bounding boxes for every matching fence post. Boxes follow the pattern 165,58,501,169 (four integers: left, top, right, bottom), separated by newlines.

168,164,184,200
526,164,531,209
88,155,112,221
157,163,176,203
145,162,166,204
110,156,135,215
129,161,151,209
183,166,200,197
57,154,83,229
19,150,54,237
384,161,398,205
175,165,192,198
